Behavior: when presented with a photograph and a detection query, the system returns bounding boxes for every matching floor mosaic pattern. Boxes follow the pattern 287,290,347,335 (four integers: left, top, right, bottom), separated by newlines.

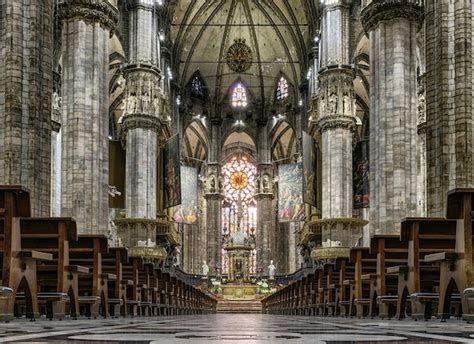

0,314,473,343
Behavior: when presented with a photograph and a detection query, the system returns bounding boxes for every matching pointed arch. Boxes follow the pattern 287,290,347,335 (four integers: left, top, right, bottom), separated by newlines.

271,120,297,162
182,120,209,164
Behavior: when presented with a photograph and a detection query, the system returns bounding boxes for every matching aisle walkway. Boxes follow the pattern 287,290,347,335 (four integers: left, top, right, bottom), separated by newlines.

0,314,473,343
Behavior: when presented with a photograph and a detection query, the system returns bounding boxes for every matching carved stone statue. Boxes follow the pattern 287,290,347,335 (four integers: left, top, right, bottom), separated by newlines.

268,260,276,280
263,175,271,193
255,175,261,193
52,91,61,111
320,94,326,115
153,93,160,115
202,260,209,277
343,93,351,116
209,175,216,193
141,91,150,113
328,93,338,114
127,92,138,114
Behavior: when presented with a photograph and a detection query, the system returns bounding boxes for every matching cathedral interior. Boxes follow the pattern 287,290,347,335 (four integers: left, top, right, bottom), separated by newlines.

1,0,474,342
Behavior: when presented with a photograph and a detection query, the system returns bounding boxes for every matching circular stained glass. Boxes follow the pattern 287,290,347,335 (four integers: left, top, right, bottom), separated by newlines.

222,156,257,204
230,171,248,190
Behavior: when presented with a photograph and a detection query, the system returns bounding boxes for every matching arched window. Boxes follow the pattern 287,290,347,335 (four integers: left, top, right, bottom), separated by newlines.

221,155,257,275
231,83,248,108
190,75,204,98
276,76,289,100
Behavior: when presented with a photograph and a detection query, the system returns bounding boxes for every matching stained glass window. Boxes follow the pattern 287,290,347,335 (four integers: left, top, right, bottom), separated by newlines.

276,76,289,100
221,155,257,274
231,83,248,108
190,75,204,98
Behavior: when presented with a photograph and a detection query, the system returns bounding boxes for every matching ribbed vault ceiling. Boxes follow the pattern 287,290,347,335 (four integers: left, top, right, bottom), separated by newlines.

171,0,313,107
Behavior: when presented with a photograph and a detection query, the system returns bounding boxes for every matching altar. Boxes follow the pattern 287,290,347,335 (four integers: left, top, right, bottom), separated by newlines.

221,284,258,300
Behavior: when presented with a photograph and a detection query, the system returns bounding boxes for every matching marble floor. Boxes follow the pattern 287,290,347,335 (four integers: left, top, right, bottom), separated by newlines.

0,314,473,343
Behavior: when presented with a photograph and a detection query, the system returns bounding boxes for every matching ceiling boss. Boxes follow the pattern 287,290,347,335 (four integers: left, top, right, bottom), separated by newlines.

226,38,253,73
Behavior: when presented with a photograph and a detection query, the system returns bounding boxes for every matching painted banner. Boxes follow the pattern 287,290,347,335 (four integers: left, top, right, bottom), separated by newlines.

278,163,305,222
172,166,198,224
353,138,369,208
163,134,181,209
302,132,317,207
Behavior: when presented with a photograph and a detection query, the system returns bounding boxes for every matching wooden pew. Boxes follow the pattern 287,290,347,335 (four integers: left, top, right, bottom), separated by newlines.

101,247,132,317
324,263,338,316
349,248,377,318
369,235,409,319
396,218,457,320
121,256,144,317
19,217,86,319
0,186,53,321
426,189,474,321
335,257,356,317
69,235,112,318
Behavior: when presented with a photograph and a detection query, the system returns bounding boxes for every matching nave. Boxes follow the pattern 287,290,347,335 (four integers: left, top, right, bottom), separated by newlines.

0,314,473,343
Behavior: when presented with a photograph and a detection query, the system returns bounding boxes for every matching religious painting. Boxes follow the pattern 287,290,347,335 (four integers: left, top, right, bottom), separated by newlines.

172,166,198,224
302,132,317,207
163,134,181,209
353,139,369,208
278,163,305,222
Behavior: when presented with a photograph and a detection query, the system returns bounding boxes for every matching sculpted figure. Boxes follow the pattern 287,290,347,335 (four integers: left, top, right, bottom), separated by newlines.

268,260,276,280
141,91,151,113
202,260,209,277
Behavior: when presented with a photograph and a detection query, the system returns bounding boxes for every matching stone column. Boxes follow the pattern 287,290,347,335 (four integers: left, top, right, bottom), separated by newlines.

417,74,427,217
0,0,54,216
122,0,162,220
424,0,473,216
205,119,224,273
51,71,62,216
255,118,273,273
315,1,364,250
59,0,118,234
361,0,422,235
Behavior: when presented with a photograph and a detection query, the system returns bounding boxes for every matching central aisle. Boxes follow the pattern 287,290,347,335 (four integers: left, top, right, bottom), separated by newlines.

0,314,473,343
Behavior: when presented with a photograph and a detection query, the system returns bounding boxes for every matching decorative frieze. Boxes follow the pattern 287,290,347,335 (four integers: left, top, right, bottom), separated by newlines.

361,0,424,33
58,0,118,32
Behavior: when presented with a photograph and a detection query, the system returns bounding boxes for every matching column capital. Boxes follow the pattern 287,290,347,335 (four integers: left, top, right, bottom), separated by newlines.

317,115,357,133
121,113,161,135
204,193,225,201
126,0,156,11
361,0,424,33
58,0,118,32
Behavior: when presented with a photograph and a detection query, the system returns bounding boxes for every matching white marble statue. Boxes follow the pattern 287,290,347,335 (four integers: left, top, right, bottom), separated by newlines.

268,260,276,280
141,91,150,113
343,93,351,116
202,260,209,277
127,93,138,114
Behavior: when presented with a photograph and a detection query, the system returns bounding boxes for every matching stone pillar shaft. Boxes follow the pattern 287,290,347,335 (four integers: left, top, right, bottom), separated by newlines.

205,193,223,272
127,2,160,65
123,1,162,220
59,0,117,234
256,120,273,273
425,0,473,216
318,2,355,223
361,0,421,235
0,0,54,216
